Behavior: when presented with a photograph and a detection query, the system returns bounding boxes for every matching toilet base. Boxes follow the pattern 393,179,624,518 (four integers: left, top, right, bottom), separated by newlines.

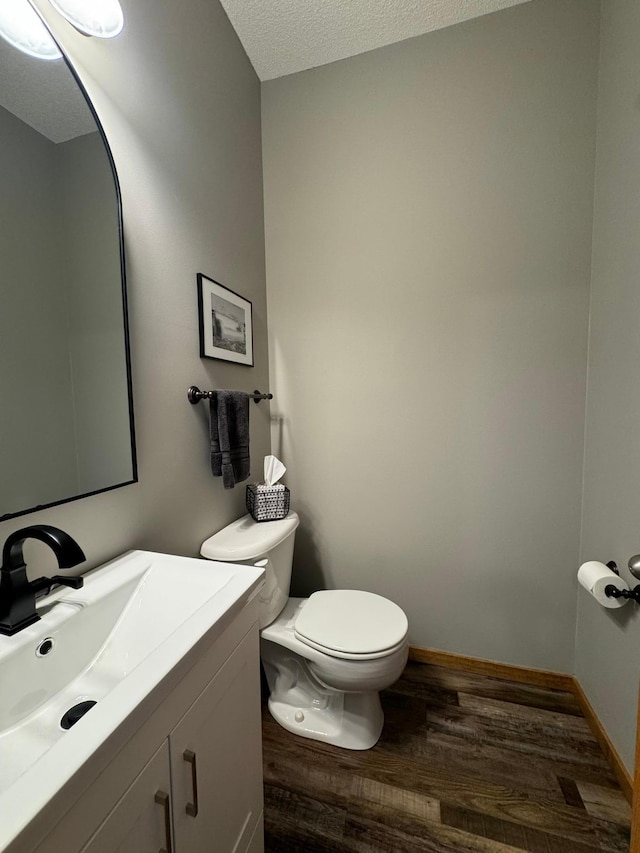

267,689,384,750
261,637,387,750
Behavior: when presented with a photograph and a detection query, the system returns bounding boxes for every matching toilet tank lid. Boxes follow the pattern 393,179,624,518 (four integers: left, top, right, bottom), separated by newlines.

200,511,300,562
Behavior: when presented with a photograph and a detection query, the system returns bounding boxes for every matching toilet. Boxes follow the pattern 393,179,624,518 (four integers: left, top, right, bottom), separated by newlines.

200,511,409,750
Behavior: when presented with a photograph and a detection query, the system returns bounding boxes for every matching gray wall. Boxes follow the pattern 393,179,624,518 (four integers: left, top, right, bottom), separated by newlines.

0,0,269,576
576,0,640,773
263,0,599,671
0,106,79,512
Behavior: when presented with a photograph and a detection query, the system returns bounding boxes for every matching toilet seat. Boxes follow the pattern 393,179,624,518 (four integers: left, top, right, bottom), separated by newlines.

293,590,408,661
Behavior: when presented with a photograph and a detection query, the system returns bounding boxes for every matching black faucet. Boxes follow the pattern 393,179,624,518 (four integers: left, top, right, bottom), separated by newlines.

0,525,86,636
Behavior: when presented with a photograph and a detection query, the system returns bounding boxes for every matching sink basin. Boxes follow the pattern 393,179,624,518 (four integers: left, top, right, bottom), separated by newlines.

0,550,263,851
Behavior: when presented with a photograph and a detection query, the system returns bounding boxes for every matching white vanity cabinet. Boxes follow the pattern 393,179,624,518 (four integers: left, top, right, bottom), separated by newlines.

169,625,263,853
27,601,264,853
79,743,172,853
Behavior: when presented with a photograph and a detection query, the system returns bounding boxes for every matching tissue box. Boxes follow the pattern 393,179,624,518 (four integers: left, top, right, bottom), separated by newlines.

246,484,290,522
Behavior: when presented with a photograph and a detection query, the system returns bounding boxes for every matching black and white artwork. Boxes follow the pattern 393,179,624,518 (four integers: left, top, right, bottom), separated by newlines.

197,273,253,365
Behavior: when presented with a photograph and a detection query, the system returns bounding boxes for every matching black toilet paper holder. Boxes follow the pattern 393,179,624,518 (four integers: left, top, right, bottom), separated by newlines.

603,561,640,604
604,585,640,604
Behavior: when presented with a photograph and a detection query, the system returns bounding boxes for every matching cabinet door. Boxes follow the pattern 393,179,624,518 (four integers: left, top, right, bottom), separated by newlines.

80,742,173,853
170,625,263,853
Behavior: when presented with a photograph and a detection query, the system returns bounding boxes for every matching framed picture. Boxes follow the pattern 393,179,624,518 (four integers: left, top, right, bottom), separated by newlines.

197,273,253,366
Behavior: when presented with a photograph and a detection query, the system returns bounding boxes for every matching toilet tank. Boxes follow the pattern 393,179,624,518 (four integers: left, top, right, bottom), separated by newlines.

200,511,300,628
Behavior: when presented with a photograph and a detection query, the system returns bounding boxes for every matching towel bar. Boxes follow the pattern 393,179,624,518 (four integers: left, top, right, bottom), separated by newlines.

187,385,273,405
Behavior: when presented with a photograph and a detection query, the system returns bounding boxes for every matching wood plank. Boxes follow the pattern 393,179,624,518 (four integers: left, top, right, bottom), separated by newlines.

263,784,346,852
573,677,633,804
398,660,583,715
352,776,441,823
577,781,631,826
421,701,612,771
454,692,599,753
347,778,529,852
409,646,575,692
440,803,602,853
456,691,593,733
422,729,620,791
378,716,569,804
343,811,528,853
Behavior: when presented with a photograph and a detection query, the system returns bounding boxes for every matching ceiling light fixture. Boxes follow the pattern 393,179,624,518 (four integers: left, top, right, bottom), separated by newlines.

0,0,62,60
47,0,124,39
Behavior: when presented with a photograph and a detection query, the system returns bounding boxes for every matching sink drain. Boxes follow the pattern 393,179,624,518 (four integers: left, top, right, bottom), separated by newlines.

36,638,55,657
60,700,97,730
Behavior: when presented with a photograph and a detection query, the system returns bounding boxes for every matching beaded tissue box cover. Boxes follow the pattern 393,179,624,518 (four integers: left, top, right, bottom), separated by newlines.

246,484,290,522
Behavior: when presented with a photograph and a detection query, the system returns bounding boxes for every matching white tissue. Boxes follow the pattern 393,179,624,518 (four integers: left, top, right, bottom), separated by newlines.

263,455,286,487
577,561,630,609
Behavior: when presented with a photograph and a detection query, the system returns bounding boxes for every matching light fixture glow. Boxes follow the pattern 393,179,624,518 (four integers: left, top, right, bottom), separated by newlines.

47,0,124,39
0,0,62,61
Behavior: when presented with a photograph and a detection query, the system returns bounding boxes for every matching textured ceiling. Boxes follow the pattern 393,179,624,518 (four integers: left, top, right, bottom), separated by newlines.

219,0,533,81
0,38,96,143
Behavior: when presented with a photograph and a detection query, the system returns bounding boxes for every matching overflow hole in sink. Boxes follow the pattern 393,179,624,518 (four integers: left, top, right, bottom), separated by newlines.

60,700,97,730
36,638,55,657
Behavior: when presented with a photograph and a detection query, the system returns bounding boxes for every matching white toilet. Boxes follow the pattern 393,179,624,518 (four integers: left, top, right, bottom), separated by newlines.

200,511,409,750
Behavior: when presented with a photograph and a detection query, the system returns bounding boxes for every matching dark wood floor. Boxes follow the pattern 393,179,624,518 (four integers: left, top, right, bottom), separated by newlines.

262,661,631,852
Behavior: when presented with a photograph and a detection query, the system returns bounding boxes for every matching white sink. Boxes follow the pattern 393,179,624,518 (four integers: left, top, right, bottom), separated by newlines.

0,550,263,851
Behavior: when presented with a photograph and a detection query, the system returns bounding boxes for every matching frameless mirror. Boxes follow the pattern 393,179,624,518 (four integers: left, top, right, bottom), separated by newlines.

0,29,136,521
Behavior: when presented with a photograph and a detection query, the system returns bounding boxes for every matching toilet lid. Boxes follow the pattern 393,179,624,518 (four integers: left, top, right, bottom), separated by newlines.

294,590,408,656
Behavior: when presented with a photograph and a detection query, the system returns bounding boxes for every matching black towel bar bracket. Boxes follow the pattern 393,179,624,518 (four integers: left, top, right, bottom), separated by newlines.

187,385,273,405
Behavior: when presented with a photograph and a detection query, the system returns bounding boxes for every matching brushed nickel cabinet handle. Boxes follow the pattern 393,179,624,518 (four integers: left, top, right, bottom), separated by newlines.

154,790,173,853
183,749,199,817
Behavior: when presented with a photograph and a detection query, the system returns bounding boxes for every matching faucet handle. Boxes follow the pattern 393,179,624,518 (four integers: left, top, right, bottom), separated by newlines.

31,575,84,597
53,576,83,590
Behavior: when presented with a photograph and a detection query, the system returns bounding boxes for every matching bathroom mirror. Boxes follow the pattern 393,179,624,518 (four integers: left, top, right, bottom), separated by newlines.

0,31,136,521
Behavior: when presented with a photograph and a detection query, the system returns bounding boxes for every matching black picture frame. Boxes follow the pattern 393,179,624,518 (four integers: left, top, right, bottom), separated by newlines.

197,273,254,366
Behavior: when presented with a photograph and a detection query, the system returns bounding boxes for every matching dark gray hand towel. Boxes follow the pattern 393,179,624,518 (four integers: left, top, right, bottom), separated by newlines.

210,390,250,489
